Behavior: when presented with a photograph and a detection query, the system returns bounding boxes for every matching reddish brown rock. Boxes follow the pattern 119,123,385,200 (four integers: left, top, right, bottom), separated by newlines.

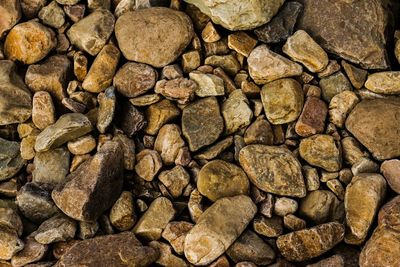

155,78,196,105
295,96,327,137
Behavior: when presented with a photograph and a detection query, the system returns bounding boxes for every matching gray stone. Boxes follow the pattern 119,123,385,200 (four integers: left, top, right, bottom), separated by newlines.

0,138,25,181
34,214,77,245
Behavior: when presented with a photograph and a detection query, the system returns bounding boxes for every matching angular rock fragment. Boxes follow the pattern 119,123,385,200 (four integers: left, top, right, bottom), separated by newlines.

204,54,240,76
155,78,197,105
244,118,274,145
11,236,48,267
341,60,367,89
0,138,25,181
222,90,253,134
158,166,190,198
117,100,146,137
162,221,193,255
34,214,77,245
38,1,65,28
154,124,185,165
149,241,187,267
227,32,257,57
329,91,359,128
253,215,283,238
189,71,224,97
295,96,327,137
96,87,116,134
109,191,136,231
32,92,56,130
135,149,162,181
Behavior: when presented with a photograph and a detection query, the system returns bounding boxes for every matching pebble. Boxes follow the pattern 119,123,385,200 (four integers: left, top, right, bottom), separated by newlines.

73,52,87,82
96,87,116,134
318,59,341,78
227,32,257,57
201,22,220,43
261,78,304,124
248,45,303,84
0,0,21,38
329,90,359,128
11,236,48,267
38,1,65,28
351,157,379,175
222,90,253,134
326,179,345,200
274,197,298,217
0,230,23,260
184,195,256,265
63,4,85,23
307,255,345,267
205,54,241,76
284,214,306,231
0,208,22,236
239,145,306,197
32,92,56,130
149,241,188,267
115,7,193,67
365,71,400,95
253,215,283,237
194,136,232,160
109,191,136,231
4,21,56,64
159,166,190,198
155,78,196,105
319,71,352,102
381,159,400,194
33,214,77,245
244,117,274,145
162,221,193,255
0,138,25,181
341,60,367,89
67,135,96,155
295,96,327,137
78,221,98,240
135,149,162,181
145,100,180,135
189,71,224,97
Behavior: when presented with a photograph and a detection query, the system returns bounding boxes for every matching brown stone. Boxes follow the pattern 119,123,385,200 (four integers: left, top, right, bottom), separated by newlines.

378,195,400,232
155,78,196,105
319,71,352,102
295,96,327,137
73,51,87,82
135,149,162,181
33,214,76,245
162,221,193,255
244,118,274,145
0,138,25,181
109,191,136,231
341,60,367,89
63,4,85,23
145,99,180,135
204,54,241,76
96,86,116,134
283,214,306,231
158,166,190,198
194,137,233,160
0,229,23,260
32,92,56,130
11,236,48,267
67,135,96,155
381,159,400,194
149,241,187,267
222,90,253,134
306,255,344,267
117,100,146,137
155,124,186,165
228,32,257,57
38,1,64,28
201,22,220,43
253,215,283,237
365,71,400,95
0,0,21,38
329,91,359,128
130,94,162,107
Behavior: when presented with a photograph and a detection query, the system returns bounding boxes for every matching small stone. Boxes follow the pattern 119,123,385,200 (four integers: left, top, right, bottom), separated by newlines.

63,4,85,23
0,208,22,236
307,255,345,267
261,78,304,124
283,214,306,231
239,145,306,197
145,99,180,135
203,40,229,57
52,141,123,222
253,216,283,237
381,159,400,194
228,32,257,57
117,100,146,137
149,241,187,267
283,30,328,73
204,54,241,76
116,7,193,67
344,173,386,245
67,9,114,56
341,137,368,165
155,78,196,105
133,197,175,241
182,97,224,152
162,221,193,255
277,222,345,262
351,157,379,175
274,197,298,217
318,60,341,78
248,45,303,84
244,117,274,145
159,166,190,198
112,134,135,170
241,80,260,97
365,71,400,95
67,135,96,155
303,166,320,191
0,230,23,260
259,194,274,218
11,236,48,267
113,62,157,98
34,214,76,245
201,22,220,43
341,60,367,89
319,71,352,102
0,179,18,197
189,71,224,97
21,0,46,19
35,113,92,152
221,90,252,134
327,179,345,200
32,92,56,130
0,0,21,38
109,191,136,231
295,96,327,137
329,91,359,128
184,195,256,265
130,94,162,107
73,51,87,82
5,21,56,64
33,148,70,188
96,86,116,134
135,149,162,181
161,64,183,80
299,134,342,172
0,138,25,181
87,0,110,10
38,1,65,28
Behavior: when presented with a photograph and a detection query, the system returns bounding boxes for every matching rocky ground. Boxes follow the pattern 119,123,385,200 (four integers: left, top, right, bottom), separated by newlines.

0,0,400,266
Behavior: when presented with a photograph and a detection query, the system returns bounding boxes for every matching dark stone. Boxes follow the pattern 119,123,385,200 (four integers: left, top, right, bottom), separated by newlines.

118,100,147,137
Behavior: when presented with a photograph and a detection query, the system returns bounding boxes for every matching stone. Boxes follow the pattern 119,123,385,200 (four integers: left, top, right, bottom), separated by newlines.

145,100,180,135
345,98,400,160
284,214,306,231
221,90,253,134
113,62,157,98
73,51,87,82
244,118,274,145
159,166,190,198
303,166,320,191
25,55,71,102
149,241,187,267
154,124,185,165
11,236,48,267
34,214,76,245
130,94,162,107
329,91,359,128
161,64,183,80
32,92,56,130
62,98,85,114
201,22,220,43
184,195,256,265
189,71,224,97
20,0,46,19
20,134,37,160
204,54,241,76
162,221,193,255
0,230,23,260
0,60,32,125
117,100,146,137
109,191,135,231
82,44,120,93
155,78,196,105
181,50,201,73
33,148,70,188
112,134,135,171
0,0,21,38
197,160,249,202
274,197,298,217
16,183,59,223
254,1,303,43
0,138,25,181
248,45,302,84
194,137,233,160
54,232,159,267
226,230,275,265
261,78,304,124
67,135,96,155
115,7,193,68
239,145,306,197
4,21,56,64
38,1,65,28
87,0,110,10
135,149,162,181
182,97,224,152
299,134,342,172
307,255,345,267
227,32,257,57
327,179,345,201
67,9,115,56
253,216,283,237
184,0,284,31
319,71,352,102
0,208,22,236
295,96,327,137
97,87,116,134
381,159,400,194
56,0,79,4
63,4,85,23
277,222,345,262
318,60,341,78
341,60,367,89
344,173,386,245
341,137,368,165
283,30,328,73
133,197,175,241
52,141,123,222
365,71,400,95
35,113,92,152
297,0,390,69
351,157,379,176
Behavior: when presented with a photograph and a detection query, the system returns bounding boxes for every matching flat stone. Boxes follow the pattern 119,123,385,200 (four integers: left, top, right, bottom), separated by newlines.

381,159,400,194
345,98,400,160
109,191,136,231
204,54,241,76
32,92,56,130
319,71,352,102
35,113,92,152
227,32,257,57
149,241,187,267
277,222,345,262
11,236,48,267
365,71,400,95
54,232,159,267
162,221,193,255
33,214,76,245
67,9,114,56
184,0,284,31
341,60,367,89
145,99,180,135
0,60,32,125
299,134,342,172
197,160,250,202
329,91,359,128
52,141,123,222
248,45,303,84
297,0,390,69
135,149,162,181
4,21,56,64
154,124,185,165
295,96,327,137
96,87,116,133
0,0,21,38
253,215,283,238
38,1,64,28
159,166,190,198
261,78,304,124
0,138,25,181
189,71,224,97
307,255,345,267
182,97,224,152
130,94,162,107
117,100,146,137
194,136,233,160
155,78,196,105
244,118,274,145
115,7,193,67
184,195,256,266
0,229,23,261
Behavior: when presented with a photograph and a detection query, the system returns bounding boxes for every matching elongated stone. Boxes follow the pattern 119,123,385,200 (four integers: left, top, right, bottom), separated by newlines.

365,71,400,95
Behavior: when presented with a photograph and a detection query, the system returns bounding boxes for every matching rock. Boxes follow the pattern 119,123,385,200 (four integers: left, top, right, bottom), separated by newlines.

0,60,32,125
377,195,400,231
63,4,85,23
295,96,327,137
345,98,400,160
149,241,187,267
226,230,275,265
67,9,115,56
254,1,303,43
201,21,220,43
284,214,306,231
194,136,233,160
162,221,193,255
329,91,359,128
261,78,304,124
34,214,76,245
161,64,183,80
130,94,162,107
109,191,135,231
351,157,379,176
159,166,190,198
319,71,352,102
253,215,283,237
189,71,224,97
35,113,92,152
318,59,341,78
11,236,48,267
299,134,342,172
222,90,252,134
154,124,185,165
115,7,193,67
33,148,70,188
204,54,241,76
277,222,345,262
54,232,159,267
365,71,400,95
133,197,175,241
82,44,120,93
52,141,123,222
97,87,116,133
117,100,146,137
381,159,400,194
4,21,56,64
184,0,284,31
67,135,96,155
227,32,257,57
0,208,22,237
344,173,386,245
182,97,224,151
182,50,201,74
0,138,25,181
184,195,256,265
307,255,345,267
113,134,135,170
297,0,390,69
135,149,162,181
248,45,303,84
341,137,368,165
274,197,298,217
38,1,64,28
155,78,196,105
197,160,250,202
239,145,306,197
0,0,21,38
244,118,274,145
145,100,180,135
20,0,46,19
32,92,56,130
341,60,367,89
0,230,23,260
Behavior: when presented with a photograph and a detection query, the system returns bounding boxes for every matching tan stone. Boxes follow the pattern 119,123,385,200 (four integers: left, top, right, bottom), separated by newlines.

204,54,241,76
0,229,23,260
341,60,367,89
149,241,188,267
109,191,135,231
329,91,359,128
135,149,162,181
284,214,306,231
73,51,87,82
155,78,196,104
244,117,274,145
33,214,76,245
189,71,224,97
162,221,193,255
194,137,233,161
38,1,65,28
228,32,257,57
222,90,253,134
0,0,21,38
96,86,116,134
253,216,283,237
381,159,400,194
158,166,190,198
20,135,36,160
145,99,180,135
130,94,161,107
32,92,56,130
318,60,341,78
365,71,400,95
11,236,48,267
67,135,96,155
